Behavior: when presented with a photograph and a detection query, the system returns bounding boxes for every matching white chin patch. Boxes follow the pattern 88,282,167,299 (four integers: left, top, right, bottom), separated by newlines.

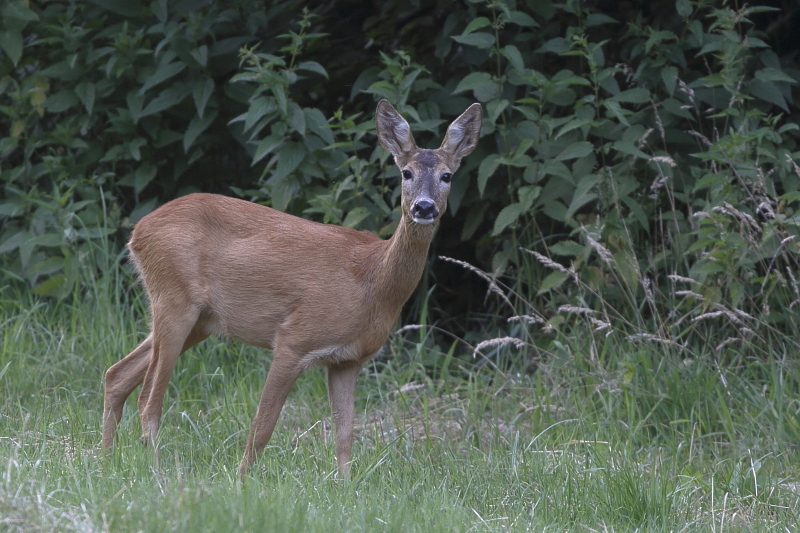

412,216,436,225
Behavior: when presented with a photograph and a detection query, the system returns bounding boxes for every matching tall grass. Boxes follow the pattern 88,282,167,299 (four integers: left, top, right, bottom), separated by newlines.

2,251,800,532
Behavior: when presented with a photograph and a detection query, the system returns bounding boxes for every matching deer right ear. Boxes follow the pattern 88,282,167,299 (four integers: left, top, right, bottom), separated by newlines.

375,100,417,159
440,103,482,162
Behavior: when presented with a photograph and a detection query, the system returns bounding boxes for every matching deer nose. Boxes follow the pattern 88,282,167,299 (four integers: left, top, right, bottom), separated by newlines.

411,199,438,222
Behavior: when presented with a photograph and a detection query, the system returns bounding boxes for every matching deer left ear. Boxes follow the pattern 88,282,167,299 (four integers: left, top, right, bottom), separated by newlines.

375,100,417,159
440,103,482,162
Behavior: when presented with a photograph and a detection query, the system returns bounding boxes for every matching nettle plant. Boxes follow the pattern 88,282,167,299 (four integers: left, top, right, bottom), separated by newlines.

0,1,277,296
451,2,800,361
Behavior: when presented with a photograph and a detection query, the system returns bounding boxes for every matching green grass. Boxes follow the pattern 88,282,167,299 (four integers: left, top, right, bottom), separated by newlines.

2,278,800,532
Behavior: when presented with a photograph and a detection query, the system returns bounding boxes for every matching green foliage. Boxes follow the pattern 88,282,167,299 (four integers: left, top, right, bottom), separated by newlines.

1,0,799,358
0,0,278,295
3,284,800,531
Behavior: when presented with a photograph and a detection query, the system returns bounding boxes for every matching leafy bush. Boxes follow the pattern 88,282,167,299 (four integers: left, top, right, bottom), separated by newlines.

2,0,798,362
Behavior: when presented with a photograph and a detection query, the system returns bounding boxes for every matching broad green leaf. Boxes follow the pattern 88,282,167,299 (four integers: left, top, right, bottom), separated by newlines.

32,274,66,297
463,17,491,34
505,11,539,27
138,60,186,95
538,270,568,295
28,234,62,248
139,87,189,118
190,45,208,67
550,240,587,257
304,107,333,144
748,78,789,111
365,81,397,102
133,164,157,194
244,96,275,132
451,32,495,49
661,97,693,120
493,202,525,235
453,72,494,94
75,82,96,115
604,99,630,127
612,140,650,160
538,37,570,54
76,227,114,239
342,207,371,229
127,91,144,123
486,99,509,124
585,13,617,26
252,135,284,165
0,201,23,218
676,0,692,16
297,61,328,78
270,142,306,183
184,110,218,152
2,1,39,21
287,103,306,135
555,141,593,161
541,160,573,182
45,89,78,113
565,173,599,220
272,84,287,115
621,196,649,232
541,200,567,222
0,29,23,65
27,256,65,278
645,30,677,53
612,248,640,290
192,78,214,119
519,185,540,211
610,88,651,104
269,176,298,212
87,0,144,17
556,117,592,139
128,138,146,161
661,66,678,96
477,154,501,196
501,45,525,73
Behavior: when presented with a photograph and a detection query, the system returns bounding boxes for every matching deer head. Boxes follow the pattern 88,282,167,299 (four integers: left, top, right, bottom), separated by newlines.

375,100,482,227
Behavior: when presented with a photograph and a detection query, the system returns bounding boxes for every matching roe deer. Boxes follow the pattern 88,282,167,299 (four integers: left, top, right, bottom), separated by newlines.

101,99,482,478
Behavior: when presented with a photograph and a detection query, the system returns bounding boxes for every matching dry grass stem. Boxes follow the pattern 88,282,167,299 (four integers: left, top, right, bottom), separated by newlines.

557,306,596,316
628,332,682,347
508,315,545,325
675,290,704,300
522,249,578,281
650,155,676,167
438,256,514,310
686,129,712,147
583,229,614,267
669,274,699,284
472,337,527,358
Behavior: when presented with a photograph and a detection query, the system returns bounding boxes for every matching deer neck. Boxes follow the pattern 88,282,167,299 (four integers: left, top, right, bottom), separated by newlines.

367,214,436,310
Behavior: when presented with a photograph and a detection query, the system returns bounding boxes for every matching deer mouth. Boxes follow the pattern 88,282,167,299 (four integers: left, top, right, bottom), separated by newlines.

410,198,439,224
412,215,437,225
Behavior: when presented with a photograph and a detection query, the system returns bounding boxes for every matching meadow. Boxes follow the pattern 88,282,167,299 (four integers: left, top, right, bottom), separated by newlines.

3,262,800,533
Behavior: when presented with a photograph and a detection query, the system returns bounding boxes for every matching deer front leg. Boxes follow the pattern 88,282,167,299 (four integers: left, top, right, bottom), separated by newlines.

238,350,302,477
327,362,361,479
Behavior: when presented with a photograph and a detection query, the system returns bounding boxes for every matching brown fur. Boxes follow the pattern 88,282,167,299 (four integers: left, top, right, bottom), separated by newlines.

101,100,482,478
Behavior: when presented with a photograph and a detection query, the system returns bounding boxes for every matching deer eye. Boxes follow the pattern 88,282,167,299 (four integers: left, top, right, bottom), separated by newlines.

402,169,413,180
441,172,452,183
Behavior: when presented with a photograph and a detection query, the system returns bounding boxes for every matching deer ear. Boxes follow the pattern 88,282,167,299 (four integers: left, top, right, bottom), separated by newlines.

440,103,482,162
375,100,417,159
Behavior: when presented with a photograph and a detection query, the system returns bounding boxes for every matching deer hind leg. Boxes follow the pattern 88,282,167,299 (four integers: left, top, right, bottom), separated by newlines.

238,347,303,477
137,303,203,447
326,362,361,479
102,334,153,449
